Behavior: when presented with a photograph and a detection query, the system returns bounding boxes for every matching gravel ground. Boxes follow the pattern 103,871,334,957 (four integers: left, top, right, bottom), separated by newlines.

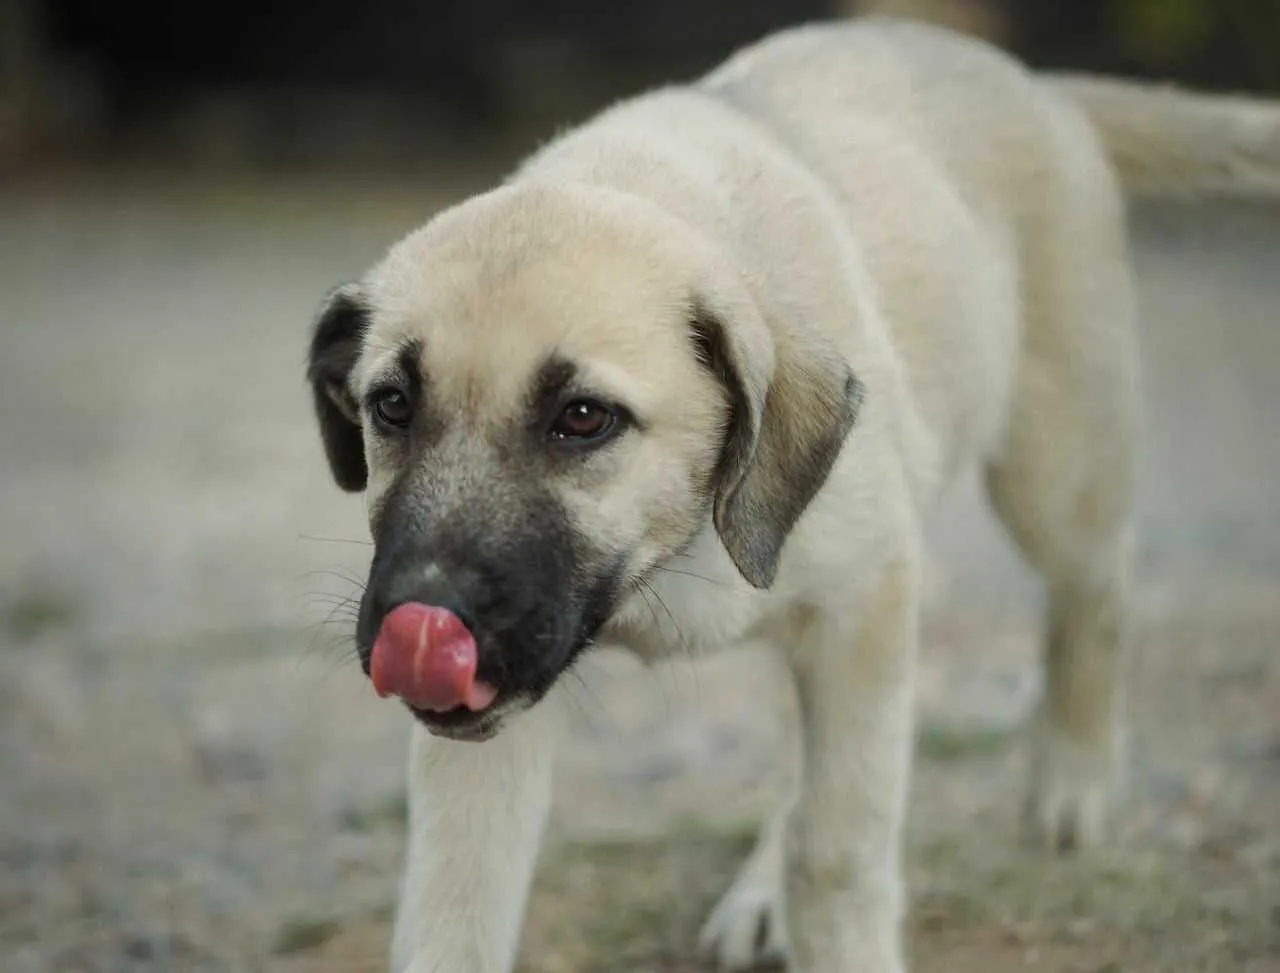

1,165,1277,973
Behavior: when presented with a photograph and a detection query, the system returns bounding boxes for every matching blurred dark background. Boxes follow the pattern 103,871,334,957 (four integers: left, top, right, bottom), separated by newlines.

3,0,1279,171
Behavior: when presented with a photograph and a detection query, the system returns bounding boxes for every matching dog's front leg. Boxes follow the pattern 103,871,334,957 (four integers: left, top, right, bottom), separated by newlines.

784,554,918,973
390,687,566,973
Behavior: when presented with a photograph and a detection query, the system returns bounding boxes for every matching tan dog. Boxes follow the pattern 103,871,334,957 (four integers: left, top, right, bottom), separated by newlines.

305,18,1280,973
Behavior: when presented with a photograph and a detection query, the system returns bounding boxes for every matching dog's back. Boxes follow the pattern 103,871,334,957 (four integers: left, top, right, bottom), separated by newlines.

701,20,1061,486
695,17,1280,488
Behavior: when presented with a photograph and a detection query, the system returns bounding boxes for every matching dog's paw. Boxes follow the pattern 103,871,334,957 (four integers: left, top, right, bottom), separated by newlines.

697,876,788,971
1024,719,1118,852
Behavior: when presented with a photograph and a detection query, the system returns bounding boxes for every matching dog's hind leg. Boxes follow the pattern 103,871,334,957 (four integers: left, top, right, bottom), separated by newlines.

987,438,1136,851
698,792,794,970
985,122,1141,850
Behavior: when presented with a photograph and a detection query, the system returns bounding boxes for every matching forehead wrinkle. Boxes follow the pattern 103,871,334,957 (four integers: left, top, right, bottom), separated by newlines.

551,305,699,406
421,334,534,428
527,355,577,407
353,330,426,397
365,217,706,420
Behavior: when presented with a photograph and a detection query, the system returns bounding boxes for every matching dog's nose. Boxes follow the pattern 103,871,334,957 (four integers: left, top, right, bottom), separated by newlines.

379,561,477,633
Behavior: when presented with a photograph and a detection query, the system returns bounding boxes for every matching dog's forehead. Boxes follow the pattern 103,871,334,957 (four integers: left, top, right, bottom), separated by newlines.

357,212,702,413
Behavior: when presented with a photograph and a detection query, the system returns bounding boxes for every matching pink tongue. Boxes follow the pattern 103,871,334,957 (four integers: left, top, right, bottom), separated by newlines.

370,603,498,712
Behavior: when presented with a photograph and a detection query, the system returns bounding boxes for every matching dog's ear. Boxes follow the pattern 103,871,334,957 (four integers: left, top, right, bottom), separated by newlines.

306,283,369,492
691,297,864,589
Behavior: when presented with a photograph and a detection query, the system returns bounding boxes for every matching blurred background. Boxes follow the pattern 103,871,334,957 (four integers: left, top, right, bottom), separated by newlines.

1,2,1278,972
3,0,1280,169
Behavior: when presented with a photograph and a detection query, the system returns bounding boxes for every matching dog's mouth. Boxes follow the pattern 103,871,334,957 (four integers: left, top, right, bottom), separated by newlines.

363,601,496,708
406,694,526,742
357,600,560,740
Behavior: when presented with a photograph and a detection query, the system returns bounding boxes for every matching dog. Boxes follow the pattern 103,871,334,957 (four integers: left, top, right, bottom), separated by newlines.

304,18,1280,973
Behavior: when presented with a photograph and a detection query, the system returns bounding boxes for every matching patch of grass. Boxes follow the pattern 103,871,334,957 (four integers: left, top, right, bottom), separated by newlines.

3,586,81,642
907,834,1280,971
519,820,754,973
273,916,343,956
339,792,408,833
512,820,1279,972
916,724,1011,762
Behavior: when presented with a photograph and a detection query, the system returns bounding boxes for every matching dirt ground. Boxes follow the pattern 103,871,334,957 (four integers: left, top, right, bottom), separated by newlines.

1,159,1278,973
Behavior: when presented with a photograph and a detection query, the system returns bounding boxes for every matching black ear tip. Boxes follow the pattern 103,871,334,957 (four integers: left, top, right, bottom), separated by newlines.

308,282,370,491
739,559,777,590
333,463,369,493
309,285,368,354
844,369,867,423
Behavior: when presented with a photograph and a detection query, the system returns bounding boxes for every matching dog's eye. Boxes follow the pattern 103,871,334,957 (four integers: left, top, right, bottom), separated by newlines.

372,388,413,429
549,400,616,443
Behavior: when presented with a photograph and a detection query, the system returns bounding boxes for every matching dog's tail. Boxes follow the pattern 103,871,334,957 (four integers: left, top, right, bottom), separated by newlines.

1046,73,1280,198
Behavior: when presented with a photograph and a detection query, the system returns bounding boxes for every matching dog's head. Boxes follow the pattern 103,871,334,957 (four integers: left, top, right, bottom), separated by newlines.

307,184,862,739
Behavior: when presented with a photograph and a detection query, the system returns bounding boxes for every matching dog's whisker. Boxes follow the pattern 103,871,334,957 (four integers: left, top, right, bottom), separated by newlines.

301,589,360,604
302,605,361,631
637,576,691,658
316,646,364,680
298,593,362,660
295,643,363,687
301,622,357,647
638,575,706,710
301,616,358,648
303,595,360,612
628,580,674,712
562,669,612,743
300,611,357,639
300,569,368,591
301,602,354,621
651,565,743,591
297,533,373,547
630,577,666,637
635,576,702,715
299,637,359,674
